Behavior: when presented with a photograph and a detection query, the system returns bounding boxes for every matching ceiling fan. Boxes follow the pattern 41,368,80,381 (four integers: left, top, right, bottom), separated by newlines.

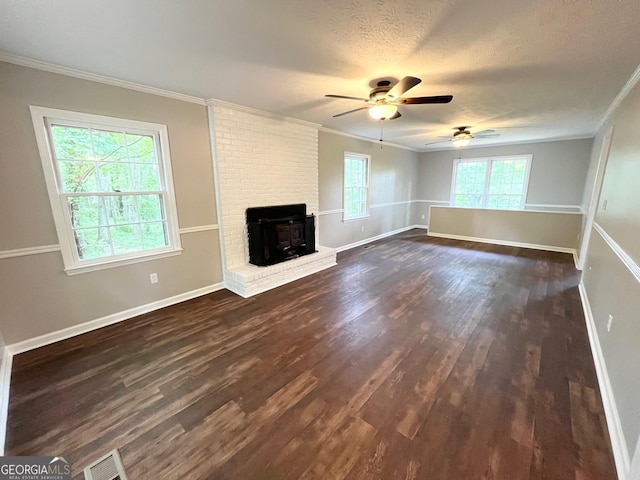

426,126,501,147
325,76,453,120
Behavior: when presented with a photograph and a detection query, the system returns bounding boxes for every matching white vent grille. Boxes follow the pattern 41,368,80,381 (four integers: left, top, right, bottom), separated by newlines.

84,449,129,480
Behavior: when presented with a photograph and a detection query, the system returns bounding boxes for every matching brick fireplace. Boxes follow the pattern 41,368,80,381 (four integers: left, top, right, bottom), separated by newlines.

208,102,337,297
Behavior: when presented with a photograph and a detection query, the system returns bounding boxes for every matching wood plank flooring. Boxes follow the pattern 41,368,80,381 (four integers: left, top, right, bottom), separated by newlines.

6,230,617,479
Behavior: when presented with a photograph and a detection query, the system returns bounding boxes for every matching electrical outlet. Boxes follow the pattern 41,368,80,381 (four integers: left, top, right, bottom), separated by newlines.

150,273,158,284
607,314,613,332
361,226,365,232
421,214,425,219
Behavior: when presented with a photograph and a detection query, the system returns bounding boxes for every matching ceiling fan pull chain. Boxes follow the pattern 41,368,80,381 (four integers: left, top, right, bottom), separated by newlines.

380,120,384,149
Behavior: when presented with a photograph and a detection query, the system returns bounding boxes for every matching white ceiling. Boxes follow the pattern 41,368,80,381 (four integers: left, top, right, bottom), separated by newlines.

2,0,640,151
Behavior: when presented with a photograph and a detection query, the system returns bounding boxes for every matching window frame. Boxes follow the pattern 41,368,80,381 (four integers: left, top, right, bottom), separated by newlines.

450,154,533,210
343,151,371,222
30,106,183,275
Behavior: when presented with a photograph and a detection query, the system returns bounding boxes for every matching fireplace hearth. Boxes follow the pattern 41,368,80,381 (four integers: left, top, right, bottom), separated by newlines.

246,204,316,266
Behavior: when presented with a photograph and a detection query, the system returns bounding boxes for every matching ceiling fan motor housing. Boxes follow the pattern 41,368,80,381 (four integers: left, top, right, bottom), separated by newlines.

370,82,392,101
454,126,472,137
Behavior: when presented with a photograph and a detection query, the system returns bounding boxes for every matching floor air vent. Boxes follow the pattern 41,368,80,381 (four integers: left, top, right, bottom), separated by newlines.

84,449,129,480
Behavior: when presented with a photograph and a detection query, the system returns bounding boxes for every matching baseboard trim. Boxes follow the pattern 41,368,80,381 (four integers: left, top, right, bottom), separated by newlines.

0,348,13,455
573,249,580,270
7,282,226,356
335,225,420,253
426,231,577,256
578,281,630,480
630,438,640,480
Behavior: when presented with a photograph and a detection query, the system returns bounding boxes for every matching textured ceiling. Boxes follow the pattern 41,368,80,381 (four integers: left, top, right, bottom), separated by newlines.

1,0,640,150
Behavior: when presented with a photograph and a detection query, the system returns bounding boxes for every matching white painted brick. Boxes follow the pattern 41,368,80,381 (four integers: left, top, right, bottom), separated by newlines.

225,246,336,298
212,105,322,284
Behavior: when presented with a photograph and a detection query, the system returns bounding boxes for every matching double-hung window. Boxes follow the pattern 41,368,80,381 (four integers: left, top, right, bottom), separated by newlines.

31,106,182,274
343,152,370,221
451,155,532,210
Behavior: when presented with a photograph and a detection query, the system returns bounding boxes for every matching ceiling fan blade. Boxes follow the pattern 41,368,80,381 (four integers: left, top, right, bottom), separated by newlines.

473,129,495,136
333,106,369,118
387,76,422,99
424,140,449,146
475,133,500,138
388,111,402,120
397,95,453,105
325,94,369,102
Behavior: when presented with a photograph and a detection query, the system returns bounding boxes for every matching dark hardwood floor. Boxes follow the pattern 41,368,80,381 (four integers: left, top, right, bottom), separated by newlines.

6,230,617,479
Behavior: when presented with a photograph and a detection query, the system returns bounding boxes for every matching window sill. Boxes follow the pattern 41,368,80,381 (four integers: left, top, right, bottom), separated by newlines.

64,248,183,276
342,214,370,223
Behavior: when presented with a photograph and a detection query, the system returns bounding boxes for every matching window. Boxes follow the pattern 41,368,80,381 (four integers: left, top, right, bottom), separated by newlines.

343,152,370,221
30,106,182,274
451,155,532,210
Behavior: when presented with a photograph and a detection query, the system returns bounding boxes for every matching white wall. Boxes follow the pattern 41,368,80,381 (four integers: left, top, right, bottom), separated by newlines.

429,206,582,250
416,138,593,224
0,62,223,345
580,72,640,477
318,130,419,249
316,135,593,250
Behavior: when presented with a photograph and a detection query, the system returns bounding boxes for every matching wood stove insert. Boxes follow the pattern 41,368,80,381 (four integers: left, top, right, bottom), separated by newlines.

246,204,316,266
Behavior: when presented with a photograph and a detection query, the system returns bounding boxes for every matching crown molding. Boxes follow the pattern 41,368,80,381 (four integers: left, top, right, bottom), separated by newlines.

599,62,640,130
206,98,321,129
4,49,628,147
318,127,419,152
0,52,206,105
419,134,595,153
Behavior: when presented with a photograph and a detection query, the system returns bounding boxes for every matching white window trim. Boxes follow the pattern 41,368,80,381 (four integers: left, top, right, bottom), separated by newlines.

30,106,183,275
450,154,533,210
343,151,371,222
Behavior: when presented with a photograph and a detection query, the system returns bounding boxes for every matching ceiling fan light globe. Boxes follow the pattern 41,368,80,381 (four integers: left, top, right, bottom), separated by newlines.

369,104,398,120
452,136,472,147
